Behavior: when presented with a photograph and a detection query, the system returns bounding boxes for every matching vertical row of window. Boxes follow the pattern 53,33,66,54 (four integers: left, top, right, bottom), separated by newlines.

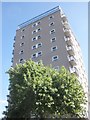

20,42,24,47
31,20,42,63
19,28,26,63
50,25,58,62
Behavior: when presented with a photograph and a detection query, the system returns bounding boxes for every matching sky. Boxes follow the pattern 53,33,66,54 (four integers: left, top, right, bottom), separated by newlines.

1,2,88,118
1,0,89,2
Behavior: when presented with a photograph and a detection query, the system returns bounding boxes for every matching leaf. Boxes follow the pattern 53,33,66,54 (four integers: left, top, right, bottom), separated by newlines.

5,60,86,118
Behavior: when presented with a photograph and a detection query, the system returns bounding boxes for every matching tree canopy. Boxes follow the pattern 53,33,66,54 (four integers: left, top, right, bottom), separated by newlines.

3,60,86,118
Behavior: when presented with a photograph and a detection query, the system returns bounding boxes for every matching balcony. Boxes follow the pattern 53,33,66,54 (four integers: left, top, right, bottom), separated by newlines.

69,67,79,76
64,36,73,46
61,14,67,21
66,45,75,56
68,56,77,66
62,20,69,29
63,28,71,37
62,19,68,24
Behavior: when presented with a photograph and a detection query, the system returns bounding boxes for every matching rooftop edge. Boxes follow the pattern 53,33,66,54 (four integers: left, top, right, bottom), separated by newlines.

17,6,62,30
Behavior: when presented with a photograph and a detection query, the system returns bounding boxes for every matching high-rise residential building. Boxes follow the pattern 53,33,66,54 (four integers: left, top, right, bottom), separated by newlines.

12,6,88,118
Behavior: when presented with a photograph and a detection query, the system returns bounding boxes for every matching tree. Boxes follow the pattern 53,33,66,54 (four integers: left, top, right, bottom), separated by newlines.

3,60,86,118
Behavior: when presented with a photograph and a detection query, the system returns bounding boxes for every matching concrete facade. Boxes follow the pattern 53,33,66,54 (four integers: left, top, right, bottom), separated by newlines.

12,6,89,119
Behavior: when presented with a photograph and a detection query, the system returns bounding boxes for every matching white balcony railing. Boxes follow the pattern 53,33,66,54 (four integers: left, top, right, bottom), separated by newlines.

61,14,67,21
66,45,75,55
63,28,71,37
62,21,70,30
61,20,68,25
64,36,73,46
69,67,79,76
68,55,77,66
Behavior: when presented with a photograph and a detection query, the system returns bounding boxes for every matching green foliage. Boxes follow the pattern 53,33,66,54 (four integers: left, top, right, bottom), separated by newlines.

4,60,86,118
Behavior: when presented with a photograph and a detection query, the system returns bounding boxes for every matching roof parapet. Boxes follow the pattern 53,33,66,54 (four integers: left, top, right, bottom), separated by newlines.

18,6,62,29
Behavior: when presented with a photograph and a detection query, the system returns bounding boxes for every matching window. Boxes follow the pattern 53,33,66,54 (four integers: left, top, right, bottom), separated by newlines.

31,51,42,59
51,37,56,43
38,51,42,57
32,21,40,27
11,58,13,63
32,23,37,27
37,35,41,39
19,58,23,63
37,28,41,32
32,35,41,42
19,50,24,54
20,42,24,47
52,55,58,61
32,37,36,41
21,35,25,39
35,60,42,64
32,45,36,50
21,29,25,32
51,46,57,51
32,30,36,34
49,15,54,19
32,43,42,50
50,29,55,34
37,21,40,25
13,43,15,47
32,53,37,58
54,66,59,70
32,28,41,34
49,22,54,26
12,50,14,55
37,43,42,48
